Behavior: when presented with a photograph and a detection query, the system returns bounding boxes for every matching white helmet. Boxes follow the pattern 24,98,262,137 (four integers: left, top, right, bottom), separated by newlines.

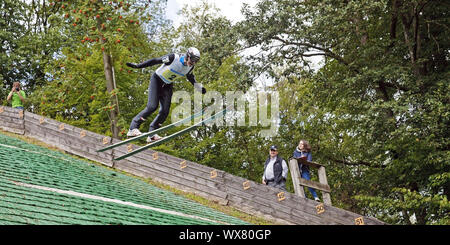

186,47,200,63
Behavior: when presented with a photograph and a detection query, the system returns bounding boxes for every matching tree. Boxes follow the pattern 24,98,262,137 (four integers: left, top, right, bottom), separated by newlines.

1,0,36,100
28,0,170,138
1,0,69,103
237,0,449,224
0,0,26,92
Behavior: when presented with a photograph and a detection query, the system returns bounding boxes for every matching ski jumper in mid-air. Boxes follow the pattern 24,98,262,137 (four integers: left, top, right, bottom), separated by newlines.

126,47,206,142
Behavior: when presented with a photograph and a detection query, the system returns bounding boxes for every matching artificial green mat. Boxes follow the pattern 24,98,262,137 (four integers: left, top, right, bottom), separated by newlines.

0,132,248,225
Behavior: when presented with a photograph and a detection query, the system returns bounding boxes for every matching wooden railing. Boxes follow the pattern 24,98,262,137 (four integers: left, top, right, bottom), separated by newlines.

289,157,332,206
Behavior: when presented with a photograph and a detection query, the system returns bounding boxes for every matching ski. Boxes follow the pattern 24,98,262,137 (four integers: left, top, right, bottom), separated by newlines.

113,106,230,161
96,107,207,153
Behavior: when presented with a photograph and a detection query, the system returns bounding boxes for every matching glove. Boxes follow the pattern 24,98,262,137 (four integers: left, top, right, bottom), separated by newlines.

126,62,138,68
201,87,206,94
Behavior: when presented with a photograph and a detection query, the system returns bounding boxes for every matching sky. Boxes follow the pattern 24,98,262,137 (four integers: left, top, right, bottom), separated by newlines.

166,0,259,28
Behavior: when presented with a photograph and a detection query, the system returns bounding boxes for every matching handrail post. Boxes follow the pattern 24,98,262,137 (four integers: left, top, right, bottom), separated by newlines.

318,166,332,206
289,158,305,198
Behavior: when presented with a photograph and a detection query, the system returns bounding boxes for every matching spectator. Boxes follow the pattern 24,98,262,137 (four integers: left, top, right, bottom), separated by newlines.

262,145,289,190
7,82,26,110
293,139,320,202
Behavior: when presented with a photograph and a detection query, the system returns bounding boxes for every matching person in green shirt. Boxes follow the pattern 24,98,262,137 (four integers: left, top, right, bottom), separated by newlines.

7,82,26,110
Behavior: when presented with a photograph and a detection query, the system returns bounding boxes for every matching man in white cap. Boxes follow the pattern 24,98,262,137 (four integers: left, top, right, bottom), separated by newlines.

125,47,206,142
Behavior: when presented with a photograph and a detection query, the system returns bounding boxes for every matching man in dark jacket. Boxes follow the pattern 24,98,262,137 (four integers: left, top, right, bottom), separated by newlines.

262,145,289,190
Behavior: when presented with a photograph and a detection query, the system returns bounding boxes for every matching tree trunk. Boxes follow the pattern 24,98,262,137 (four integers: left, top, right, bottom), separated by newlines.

96,13,120,139
102,51,120,139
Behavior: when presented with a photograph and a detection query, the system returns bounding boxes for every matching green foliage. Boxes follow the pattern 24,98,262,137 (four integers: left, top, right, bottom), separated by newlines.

1,0,39,99
0,0,26,89
4,0,448,225
355,187,450,225
237,0,449,224
25,0,170,137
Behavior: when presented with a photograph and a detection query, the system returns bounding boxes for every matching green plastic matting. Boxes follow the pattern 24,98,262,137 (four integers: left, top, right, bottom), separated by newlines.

0,132,249,225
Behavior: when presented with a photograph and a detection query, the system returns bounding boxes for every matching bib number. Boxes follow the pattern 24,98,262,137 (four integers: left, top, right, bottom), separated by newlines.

162,69,182,82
